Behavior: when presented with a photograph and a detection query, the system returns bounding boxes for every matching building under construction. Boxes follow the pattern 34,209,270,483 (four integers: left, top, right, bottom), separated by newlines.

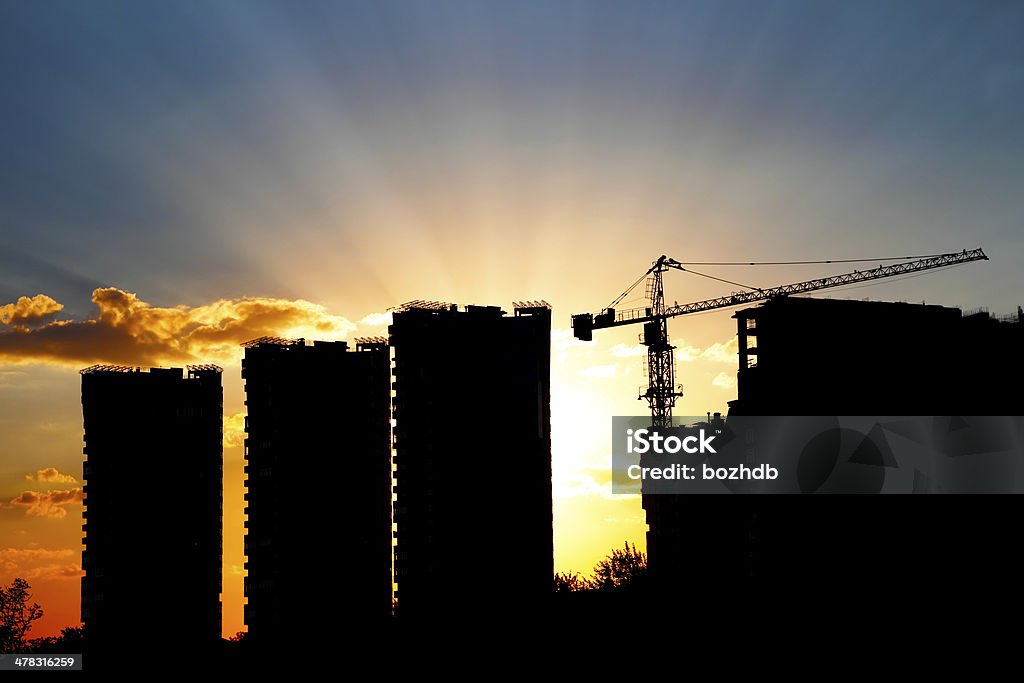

730,296,1024,415
241,337,392,641
643,297,1024,605
390,301,552,619
80,364,223,651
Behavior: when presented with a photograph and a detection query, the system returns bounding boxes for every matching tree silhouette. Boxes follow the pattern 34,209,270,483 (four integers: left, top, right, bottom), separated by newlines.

0,578,44,652
28,626,84,654
553,542,649,593
590,542,647,591
553,571,590,592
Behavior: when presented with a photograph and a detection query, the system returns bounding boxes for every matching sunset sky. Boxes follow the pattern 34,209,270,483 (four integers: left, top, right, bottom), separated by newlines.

2,1,1023,638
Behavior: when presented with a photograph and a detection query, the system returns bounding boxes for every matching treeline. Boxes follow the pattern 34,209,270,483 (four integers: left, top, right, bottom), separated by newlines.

1,541,648,653
0,577,83,654
554,541,647,592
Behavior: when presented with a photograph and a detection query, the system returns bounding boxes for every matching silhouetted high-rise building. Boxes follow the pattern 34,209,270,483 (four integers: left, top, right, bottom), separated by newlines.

643,297,1024,607
390,302,552,618
242,337,391,641
729,297,1024,415
81,365,223,649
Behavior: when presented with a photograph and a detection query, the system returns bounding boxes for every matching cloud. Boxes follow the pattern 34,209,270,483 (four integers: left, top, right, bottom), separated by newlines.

601,515,646,524
676,336,738,364
712,371,737,389
700,337,739,364
0,370,26,386
9,488,85,519
610,343,646,358
554,466,640,501
552,328,588,352
52,564,84,579
581,364,619,378
0,294,64,329
675,342,703,362
0,548,75,563
554,473,608,498
358,312,392,328
25,564,83,581
0,288,356,367
25,467,77,484
223,412,246,449
0,548,78,578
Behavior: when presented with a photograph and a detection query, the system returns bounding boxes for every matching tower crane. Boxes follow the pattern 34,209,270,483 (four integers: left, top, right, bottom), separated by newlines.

571,249,988,428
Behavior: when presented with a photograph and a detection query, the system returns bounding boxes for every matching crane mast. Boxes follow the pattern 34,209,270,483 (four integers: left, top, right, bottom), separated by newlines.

572,248,988,426
642,257,682,428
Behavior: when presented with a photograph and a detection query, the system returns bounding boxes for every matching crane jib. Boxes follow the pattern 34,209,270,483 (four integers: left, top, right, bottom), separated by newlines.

571,248,987,341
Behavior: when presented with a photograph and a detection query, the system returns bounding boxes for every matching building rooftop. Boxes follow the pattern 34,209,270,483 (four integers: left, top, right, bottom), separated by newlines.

79,364,222,376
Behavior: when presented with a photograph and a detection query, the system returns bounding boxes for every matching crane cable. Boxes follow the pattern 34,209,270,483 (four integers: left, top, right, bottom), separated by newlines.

604,252,959,311
676,252,955,266
677,266,760,292
606,270,653,310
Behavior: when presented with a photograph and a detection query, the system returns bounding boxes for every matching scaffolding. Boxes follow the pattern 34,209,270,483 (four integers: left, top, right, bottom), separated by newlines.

389,300,454,313
240,336,304,348
513,300,551,317
80,364,136,375
187,364,223,376
355,336,388,352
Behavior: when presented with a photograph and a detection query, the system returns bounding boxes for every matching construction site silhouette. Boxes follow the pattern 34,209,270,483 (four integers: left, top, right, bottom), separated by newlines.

76,290,1022,663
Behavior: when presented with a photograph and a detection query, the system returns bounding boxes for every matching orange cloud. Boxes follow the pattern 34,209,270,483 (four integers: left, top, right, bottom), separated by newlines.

26,564,84,581
0,294,64,329
0,548,76,575
8,488,85,519
223,412,246,449
676,336,738,363
0,550,82,581
55,564,84,579
699,337,739,364
0,548,74,563
358,312,392,328
712,371,737,390
25,467,78,484
0,288,356,367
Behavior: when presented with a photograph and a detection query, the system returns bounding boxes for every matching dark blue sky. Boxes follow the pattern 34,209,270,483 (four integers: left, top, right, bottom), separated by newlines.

2,0,1022,317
